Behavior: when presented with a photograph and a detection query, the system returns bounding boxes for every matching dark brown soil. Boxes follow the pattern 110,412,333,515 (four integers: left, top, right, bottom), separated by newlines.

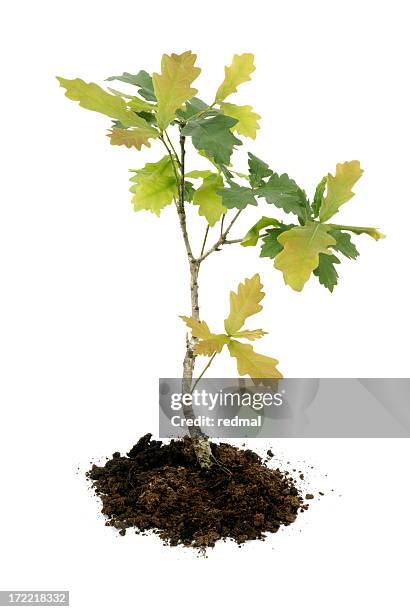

87,434,309,548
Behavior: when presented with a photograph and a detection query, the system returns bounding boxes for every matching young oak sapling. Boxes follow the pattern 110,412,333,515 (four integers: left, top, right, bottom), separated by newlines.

58,51,383,466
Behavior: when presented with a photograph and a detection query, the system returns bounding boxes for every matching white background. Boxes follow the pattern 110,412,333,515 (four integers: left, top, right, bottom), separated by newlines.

1,1,409,610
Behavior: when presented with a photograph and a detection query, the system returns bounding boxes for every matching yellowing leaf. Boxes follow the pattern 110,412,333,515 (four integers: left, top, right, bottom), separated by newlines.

231,329,267,340
215,53,255,102
153,51,201,130
129,156,177,215
108,126,157,150
224,274,264,335
106,88,156,112
186,170,214,179
228,340,282,381
220,102,260,139
192,174,226,226
319,161,364,222
328,224,385,241
241,217,281,247
57,77,149,128
180,316,229,355
274,222,336,291
127,97,157,113
195,335,229,356
180,316,212,339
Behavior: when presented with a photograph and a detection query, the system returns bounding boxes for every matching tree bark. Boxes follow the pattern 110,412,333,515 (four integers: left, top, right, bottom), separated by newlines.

181,261,213,467
177,134,213,468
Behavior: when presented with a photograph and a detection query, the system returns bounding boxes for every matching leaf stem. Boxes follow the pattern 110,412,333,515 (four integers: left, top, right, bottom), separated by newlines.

164,130,181,167
184,102,216,125
159,134,180,184
200,225,210,257
190,352,217,394
220,213,226,238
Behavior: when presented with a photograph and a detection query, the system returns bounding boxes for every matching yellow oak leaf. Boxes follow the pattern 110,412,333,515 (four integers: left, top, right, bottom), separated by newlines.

57,77,149,129
194,335,229,356
108,127,157,150
129,156,178,215
179,316,212,339
106,88,156,113
319,161,364,222
328,224,385,241
228,340,282,382
231,329,267,340
274,222,336,291
185,170,214,179
220,102,261,139
153,51,201,130
192,174,227,226
224,274,264,335
215,54,255,102
180,316,229,355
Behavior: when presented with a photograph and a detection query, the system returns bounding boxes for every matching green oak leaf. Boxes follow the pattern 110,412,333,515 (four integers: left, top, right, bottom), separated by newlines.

129,156,178,215
177,97,208,120
256,173,308,218
136,110,157,126
248,153,272,189
181,113,242,165
241,216,282,247
311,176,327,218
218,182,257,210
313,253,340,292
329,229,359,259
107,70,156,101
260,229,285,259
192,174,226,226
184,181,195,202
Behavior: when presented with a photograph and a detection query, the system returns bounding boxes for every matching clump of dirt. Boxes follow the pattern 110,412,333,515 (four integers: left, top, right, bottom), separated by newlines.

87,434,309,548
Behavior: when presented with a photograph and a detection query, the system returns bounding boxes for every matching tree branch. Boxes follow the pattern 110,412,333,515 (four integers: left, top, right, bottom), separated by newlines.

224,238,243,244
197,209,244,263
160,134,195,263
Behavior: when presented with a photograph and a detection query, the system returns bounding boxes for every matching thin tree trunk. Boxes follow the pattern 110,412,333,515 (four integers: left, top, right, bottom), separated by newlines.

181,261,213,467
177,133,213,468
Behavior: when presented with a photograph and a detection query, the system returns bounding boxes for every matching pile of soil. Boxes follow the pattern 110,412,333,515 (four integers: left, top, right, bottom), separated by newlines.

87,434,309,548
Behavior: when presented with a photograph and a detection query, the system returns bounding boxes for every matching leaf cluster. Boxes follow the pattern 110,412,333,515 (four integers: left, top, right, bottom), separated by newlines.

181,274,281,385
58,51,383,295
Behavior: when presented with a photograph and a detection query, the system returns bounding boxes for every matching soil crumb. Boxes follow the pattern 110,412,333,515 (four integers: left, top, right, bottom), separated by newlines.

87,434,309,549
